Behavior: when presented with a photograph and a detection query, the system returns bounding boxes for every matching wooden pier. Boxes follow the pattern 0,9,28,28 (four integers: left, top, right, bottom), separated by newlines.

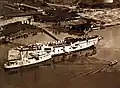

31,22,59,41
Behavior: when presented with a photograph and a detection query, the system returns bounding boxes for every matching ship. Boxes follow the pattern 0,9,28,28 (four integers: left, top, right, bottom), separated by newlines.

42,35,102,55
4,35,102,69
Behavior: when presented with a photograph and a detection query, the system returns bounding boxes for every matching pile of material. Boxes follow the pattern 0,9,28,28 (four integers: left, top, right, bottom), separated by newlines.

78,8,120,27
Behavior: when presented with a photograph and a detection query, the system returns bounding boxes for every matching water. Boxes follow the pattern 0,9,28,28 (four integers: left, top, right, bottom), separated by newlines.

0,65,120,88
90,25,120,61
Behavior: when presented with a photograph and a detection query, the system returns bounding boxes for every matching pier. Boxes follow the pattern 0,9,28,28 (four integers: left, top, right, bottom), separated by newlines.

30,22,59,41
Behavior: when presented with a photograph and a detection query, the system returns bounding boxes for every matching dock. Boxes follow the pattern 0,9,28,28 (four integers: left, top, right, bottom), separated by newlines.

30,22,59,41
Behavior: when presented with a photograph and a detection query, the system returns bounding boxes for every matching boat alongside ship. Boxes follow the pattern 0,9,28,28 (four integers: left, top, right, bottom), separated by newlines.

4,35,103,69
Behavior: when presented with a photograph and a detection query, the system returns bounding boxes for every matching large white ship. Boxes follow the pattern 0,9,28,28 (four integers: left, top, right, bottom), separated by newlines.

42,35,102,55
4,35,102,69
